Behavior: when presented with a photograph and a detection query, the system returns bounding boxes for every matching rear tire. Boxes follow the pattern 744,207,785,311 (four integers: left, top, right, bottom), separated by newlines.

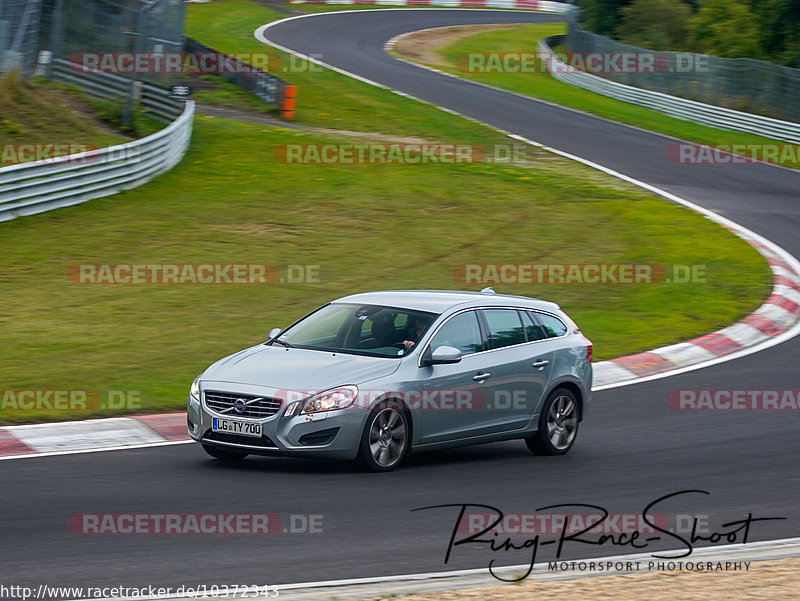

526,388,579,456
357,402,409,472
202,443,249,461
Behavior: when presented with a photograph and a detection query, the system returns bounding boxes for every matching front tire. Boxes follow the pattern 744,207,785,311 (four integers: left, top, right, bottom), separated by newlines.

202,443,249,461
357,403,409,472
526,388,579,456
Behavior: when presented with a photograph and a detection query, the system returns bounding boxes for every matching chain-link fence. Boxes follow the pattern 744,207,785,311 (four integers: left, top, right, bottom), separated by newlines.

2,1,185,83
0,0,43,76
43,0,185,87
565,9,800,122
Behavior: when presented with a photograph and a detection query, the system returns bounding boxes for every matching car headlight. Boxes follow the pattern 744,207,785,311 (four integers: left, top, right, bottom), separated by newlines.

300,385,358,414
190,378,201,400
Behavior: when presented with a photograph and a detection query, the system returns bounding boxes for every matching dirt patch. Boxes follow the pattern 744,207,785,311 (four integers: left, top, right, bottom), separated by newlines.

60,94,135,140
351,557,800,601
196,102,441,144
391,24,520,67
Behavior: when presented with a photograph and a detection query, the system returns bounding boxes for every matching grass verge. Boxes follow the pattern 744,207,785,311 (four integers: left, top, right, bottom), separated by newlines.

0,72,128,164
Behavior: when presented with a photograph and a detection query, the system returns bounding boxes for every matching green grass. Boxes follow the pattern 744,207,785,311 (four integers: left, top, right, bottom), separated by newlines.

402,23,800,169
0,72,128,163
0,116,771,423
0,71,168,165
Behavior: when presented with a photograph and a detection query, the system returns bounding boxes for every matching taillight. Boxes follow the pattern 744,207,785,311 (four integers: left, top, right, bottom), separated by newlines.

578,332,593,363
563,313,592,363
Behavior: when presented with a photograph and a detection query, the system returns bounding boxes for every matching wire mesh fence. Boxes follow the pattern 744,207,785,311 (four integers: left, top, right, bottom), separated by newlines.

0,0,43,76
44,0,185,88
564,9,800,123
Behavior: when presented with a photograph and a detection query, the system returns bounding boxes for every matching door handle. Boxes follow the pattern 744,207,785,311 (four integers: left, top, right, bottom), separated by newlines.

473,372,491,382
532,359,550,369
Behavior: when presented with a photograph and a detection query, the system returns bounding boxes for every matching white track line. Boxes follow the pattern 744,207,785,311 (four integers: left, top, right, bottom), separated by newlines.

0,439,193,462
61,536,800,601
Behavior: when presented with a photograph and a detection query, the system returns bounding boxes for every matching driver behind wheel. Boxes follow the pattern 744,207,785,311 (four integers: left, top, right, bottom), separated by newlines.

402,317,431,350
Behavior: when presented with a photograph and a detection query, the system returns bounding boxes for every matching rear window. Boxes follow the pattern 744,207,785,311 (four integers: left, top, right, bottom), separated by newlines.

522,311,547,341
483,309,526,349
536,313,568,338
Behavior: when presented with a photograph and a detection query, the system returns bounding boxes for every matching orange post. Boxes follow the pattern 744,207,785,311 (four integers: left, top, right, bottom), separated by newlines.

281,85,298,120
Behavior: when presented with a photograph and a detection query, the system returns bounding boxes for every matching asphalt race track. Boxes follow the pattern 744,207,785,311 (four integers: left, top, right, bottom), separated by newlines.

3,9,800,594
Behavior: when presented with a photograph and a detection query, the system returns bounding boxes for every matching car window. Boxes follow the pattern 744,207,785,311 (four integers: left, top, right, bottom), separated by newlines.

522,311,547,341
277,304,436,358
429,311,483,356
537,313,568,338
483,309,526,349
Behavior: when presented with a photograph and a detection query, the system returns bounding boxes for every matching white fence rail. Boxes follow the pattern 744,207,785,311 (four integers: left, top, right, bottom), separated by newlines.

0,100,193,222
539,36,800,145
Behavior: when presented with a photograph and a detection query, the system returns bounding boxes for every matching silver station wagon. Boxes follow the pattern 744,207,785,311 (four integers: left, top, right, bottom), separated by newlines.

188,289,593,471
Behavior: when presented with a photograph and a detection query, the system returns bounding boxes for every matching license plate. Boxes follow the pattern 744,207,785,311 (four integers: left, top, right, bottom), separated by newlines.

212,417,262,438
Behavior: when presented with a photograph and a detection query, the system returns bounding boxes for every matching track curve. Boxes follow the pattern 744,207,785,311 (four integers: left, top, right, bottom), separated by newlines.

3,9,800,593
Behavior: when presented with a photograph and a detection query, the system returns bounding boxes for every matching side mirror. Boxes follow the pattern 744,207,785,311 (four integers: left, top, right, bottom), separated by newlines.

267,327,282,341
422,345,462,366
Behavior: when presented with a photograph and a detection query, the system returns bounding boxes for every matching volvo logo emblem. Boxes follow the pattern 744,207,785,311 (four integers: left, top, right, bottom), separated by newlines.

233,398,247,415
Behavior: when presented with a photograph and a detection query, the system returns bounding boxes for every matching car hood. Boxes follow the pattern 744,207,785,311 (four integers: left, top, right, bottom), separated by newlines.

201,345,402,391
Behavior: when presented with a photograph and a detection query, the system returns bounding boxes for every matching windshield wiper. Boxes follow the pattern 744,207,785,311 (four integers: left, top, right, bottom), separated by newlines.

270,339,293,349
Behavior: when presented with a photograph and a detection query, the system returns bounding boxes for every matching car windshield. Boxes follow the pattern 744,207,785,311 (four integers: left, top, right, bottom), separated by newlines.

271,303,438,358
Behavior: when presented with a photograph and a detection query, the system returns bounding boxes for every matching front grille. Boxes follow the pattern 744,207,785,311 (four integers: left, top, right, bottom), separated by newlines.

204,390,282,419
203,431,278,448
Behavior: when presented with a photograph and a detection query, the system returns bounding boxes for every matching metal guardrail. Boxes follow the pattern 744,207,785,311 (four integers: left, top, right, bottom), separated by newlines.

50,58,184,122
0,93,193,223
563,10,800,124
184,37,290,108
539,36,800,146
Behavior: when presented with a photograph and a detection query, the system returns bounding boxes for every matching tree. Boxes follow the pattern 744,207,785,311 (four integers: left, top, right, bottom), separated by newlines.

691,0,765,59
576,0,635,37
616,0,694,50
752,0,800,67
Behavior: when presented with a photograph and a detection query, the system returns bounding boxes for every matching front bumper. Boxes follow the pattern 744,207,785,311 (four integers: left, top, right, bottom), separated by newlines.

187,387,366,460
